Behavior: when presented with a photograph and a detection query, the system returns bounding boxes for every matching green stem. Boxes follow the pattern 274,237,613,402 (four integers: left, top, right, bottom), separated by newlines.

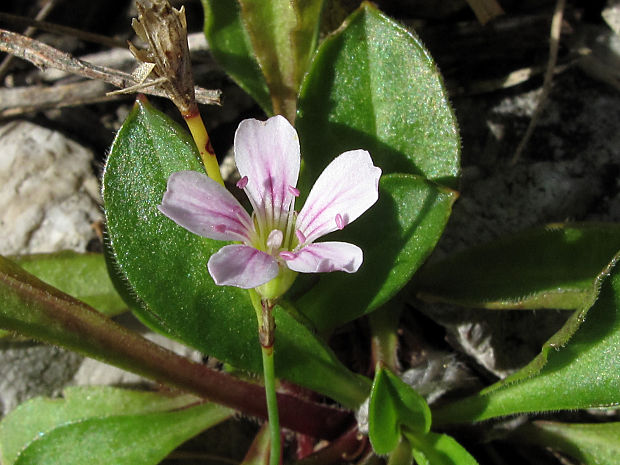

368,302,402,372
262,344,281,465
250,289,281,465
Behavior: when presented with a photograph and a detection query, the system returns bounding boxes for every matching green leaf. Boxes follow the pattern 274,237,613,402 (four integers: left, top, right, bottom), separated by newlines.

103,97,369,407
405,431,479,465
297,3,460,191
433,253,620,425
413,223,620,310
10,251,126,317
0,386,211,465
368,365,431,454
0,387,231,465
201,0,272,113
237,0,324,120
516,421,620,465
295,174,457,333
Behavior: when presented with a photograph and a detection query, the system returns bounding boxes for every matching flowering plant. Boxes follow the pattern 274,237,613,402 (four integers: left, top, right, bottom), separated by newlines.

0,1,619,465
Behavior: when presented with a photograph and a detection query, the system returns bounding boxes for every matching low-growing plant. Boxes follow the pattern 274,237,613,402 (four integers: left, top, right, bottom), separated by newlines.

1,1,618,464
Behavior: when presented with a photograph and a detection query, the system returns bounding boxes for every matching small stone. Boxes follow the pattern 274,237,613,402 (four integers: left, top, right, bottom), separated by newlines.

0,121,102,416
0,120,102,255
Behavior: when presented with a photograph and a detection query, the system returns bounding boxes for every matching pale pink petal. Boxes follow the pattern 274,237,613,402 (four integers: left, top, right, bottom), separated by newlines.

158,170,252,242
296,150,381,243
208,244,279,288
282,242,363,274
234,116,300,227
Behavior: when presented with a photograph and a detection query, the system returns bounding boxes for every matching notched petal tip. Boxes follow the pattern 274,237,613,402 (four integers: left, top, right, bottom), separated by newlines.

296,150,382,243
234,116,301,222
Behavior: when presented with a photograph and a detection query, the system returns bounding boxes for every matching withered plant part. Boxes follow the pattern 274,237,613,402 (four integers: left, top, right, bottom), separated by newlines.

128,0,197,115
0,28,220,109
127,0,224,184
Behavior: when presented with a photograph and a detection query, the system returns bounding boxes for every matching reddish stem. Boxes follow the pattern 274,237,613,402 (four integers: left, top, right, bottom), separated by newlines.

0,256,351,439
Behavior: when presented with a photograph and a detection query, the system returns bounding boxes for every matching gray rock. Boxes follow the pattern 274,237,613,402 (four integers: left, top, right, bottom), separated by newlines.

0,120,102,255
0,121,102,416
0,343,82,417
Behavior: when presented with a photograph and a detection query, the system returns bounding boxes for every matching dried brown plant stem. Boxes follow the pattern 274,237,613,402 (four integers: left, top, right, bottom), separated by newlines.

0,80,123,117
0,0,57,80
0,28,220,105
511,0,566,165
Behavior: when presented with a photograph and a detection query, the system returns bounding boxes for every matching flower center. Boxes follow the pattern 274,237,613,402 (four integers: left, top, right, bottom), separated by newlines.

236,177,301,256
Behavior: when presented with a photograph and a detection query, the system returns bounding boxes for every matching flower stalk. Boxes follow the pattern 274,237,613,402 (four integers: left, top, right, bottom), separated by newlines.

184,108,224,185
250,289,281,465
158,115,381,463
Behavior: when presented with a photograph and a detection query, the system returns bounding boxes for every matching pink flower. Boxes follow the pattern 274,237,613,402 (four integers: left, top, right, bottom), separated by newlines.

158,115,381,294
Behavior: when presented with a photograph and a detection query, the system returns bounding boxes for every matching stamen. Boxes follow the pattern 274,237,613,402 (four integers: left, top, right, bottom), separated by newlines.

267,229,283,251
214,224,227,233
295,229,306,245
288,185,300,197
236,176,249,189
279,251,296,261
335,213,345,230
284,208,297,250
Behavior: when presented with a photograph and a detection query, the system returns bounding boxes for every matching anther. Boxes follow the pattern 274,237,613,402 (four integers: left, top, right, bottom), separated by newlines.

288,185,300,197
267,229,283,251
279,251,295,261
236,176,249,189
335,213,345,230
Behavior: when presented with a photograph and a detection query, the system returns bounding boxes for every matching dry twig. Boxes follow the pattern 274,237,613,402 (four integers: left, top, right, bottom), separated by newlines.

0,28,220,107
0,80,123,117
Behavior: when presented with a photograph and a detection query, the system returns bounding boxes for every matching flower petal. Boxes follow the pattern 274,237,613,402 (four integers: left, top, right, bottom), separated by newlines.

234,116,301,228
296,150,381,243
208,244,279,288
282,242,363,274
158,170,252,242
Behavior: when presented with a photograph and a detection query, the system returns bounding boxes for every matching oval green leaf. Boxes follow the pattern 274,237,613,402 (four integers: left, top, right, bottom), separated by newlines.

433,252,620,425
368,365,431,455
6,389,230,465
297,3,460,191
0,386,219,465
201,0,272,113
295,174,457,333
102,98,369,407
11,252,126,317
414,223,620,310
237,0,324,119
